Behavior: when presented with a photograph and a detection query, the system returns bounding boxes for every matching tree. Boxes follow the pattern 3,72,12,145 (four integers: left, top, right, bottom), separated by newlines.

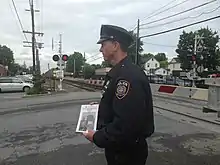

155,53,168,69
176,27,220,71
9,63,22,76
84,63,95,79
127,31,144,65
22,61,27,69
154,53,168,62
91,64,102,69
160,61,168,69
66,52,85,75
101,61,112,68
0,45,14,69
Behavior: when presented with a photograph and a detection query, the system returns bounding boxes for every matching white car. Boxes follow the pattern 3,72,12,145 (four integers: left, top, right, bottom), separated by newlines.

0,77,34,92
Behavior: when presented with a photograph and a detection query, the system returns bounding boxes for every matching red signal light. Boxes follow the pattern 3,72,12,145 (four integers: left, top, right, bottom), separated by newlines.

62,55,68,61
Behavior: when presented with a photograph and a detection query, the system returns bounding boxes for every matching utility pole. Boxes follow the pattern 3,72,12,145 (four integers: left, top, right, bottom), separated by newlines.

30,0,35,74
83,52,86,79
192,33,204,87
58,34,63,91
192,35,198,87
74,59,76,74
135,19,140,66
23,0,44,76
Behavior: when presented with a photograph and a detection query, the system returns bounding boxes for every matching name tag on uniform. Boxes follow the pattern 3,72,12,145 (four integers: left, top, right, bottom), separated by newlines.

101,80,110,97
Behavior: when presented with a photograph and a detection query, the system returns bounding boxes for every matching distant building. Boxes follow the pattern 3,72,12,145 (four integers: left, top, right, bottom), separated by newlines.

168,57,182,75
155,68,169,76
0,64,8,76
143,56,160,75
95,67,112,76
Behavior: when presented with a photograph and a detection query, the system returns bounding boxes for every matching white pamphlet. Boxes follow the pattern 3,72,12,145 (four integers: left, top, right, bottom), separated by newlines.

76,104,99,133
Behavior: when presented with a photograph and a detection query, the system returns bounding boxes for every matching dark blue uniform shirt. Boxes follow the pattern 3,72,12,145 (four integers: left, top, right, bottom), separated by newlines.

93,56,154,149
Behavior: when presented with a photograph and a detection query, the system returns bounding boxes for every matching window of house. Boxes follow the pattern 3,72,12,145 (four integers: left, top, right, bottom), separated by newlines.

147,63,150,67
173,64,175,68
155,63,157,68
152,58,154,61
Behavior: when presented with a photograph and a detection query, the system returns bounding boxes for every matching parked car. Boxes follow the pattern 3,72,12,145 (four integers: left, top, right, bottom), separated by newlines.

15,75,33,83
0,77,34,92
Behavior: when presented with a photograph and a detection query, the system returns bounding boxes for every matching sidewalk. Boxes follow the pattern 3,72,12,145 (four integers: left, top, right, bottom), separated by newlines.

154,97,220,125
0,92,101,115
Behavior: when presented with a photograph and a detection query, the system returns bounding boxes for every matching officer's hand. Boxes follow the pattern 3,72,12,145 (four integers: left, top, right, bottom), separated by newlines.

83,130,96,142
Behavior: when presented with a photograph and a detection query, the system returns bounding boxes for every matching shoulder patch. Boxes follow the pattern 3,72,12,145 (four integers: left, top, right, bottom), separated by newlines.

115,79,130,99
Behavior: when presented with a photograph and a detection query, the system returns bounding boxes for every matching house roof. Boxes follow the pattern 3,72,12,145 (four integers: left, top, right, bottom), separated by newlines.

169,57,180,64
155,67,169,71
142,56,158,63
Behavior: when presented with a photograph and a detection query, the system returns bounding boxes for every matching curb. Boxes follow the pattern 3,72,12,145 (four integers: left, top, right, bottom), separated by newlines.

22,90,69,98
154,105,220,126
0,97,101,116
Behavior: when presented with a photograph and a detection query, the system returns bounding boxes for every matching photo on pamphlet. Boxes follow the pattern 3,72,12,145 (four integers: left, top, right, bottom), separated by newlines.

76,104,99,133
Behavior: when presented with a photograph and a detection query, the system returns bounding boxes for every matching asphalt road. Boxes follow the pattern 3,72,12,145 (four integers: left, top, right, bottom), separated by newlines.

0,102,220,165
0,92,24,101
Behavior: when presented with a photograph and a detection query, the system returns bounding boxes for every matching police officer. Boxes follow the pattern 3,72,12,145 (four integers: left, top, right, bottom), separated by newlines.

83,24,154,165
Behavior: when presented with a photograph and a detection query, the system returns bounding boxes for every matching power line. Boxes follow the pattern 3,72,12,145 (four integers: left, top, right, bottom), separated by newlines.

131,0,181,31
140,0,217,27
11,0,29,43
87,56,102,63
140,15,220,39
86,52,101,60
142,0,189,21
142,0,178,20
143,42,176,47
141,5,220,30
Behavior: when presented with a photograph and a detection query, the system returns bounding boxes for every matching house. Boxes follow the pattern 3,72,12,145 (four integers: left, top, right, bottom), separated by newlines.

0,64,8,76
155,68,169,76
168,57,182,75
143,56,160,75
95,67,112,76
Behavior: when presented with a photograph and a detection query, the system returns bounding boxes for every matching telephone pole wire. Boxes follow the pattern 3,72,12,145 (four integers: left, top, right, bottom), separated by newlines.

135,19,140,66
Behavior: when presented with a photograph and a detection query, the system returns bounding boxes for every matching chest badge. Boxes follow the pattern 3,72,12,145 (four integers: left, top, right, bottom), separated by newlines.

115,80,130,99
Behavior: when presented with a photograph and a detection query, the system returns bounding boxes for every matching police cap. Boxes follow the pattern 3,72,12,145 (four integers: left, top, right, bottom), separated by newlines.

97,25,134,48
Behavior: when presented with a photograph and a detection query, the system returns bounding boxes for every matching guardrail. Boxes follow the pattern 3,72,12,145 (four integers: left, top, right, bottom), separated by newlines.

63,78,208,101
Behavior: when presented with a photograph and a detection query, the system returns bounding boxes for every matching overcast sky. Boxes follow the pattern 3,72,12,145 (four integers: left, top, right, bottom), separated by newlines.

0,0,219,73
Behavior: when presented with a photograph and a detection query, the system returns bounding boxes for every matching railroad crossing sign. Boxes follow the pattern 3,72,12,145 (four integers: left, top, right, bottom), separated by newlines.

186,70,199,80
197,65,204,73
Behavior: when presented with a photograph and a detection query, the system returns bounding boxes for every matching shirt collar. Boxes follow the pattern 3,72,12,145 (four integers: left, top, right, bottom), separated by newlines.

107,56,129,78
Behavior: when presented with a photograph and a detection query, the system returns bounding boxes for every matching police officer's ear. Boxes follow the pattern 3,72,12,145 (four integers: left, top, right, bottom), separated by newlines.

111,40,120,51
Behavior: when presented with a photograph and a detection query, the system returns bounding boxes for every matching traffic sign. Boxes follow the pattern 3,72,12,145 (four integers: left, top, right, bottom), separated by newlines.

197,66,204,73
186,70,198,80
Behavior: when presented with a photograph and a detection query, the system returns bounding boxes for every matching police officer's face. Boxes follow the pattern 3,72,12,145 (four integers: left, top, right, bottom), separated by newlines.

99,40,119,62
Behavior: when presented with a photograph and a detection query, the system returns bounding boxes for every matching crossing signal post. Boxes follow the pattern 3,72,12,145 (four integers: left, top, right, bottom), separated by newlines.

52,53,68,91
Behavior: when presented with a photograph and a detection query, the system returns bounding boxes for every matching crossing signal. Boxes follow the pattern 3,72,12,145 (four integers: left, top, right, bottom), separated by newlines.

62,54,68,61
192,55,196,61
53,55,59,61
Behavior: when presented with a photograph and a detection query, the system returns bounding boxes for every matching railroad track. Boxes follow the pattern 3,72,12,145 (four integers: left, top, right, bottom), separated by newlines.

63,79,100,92
63,79,206,109
62,79,220,127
